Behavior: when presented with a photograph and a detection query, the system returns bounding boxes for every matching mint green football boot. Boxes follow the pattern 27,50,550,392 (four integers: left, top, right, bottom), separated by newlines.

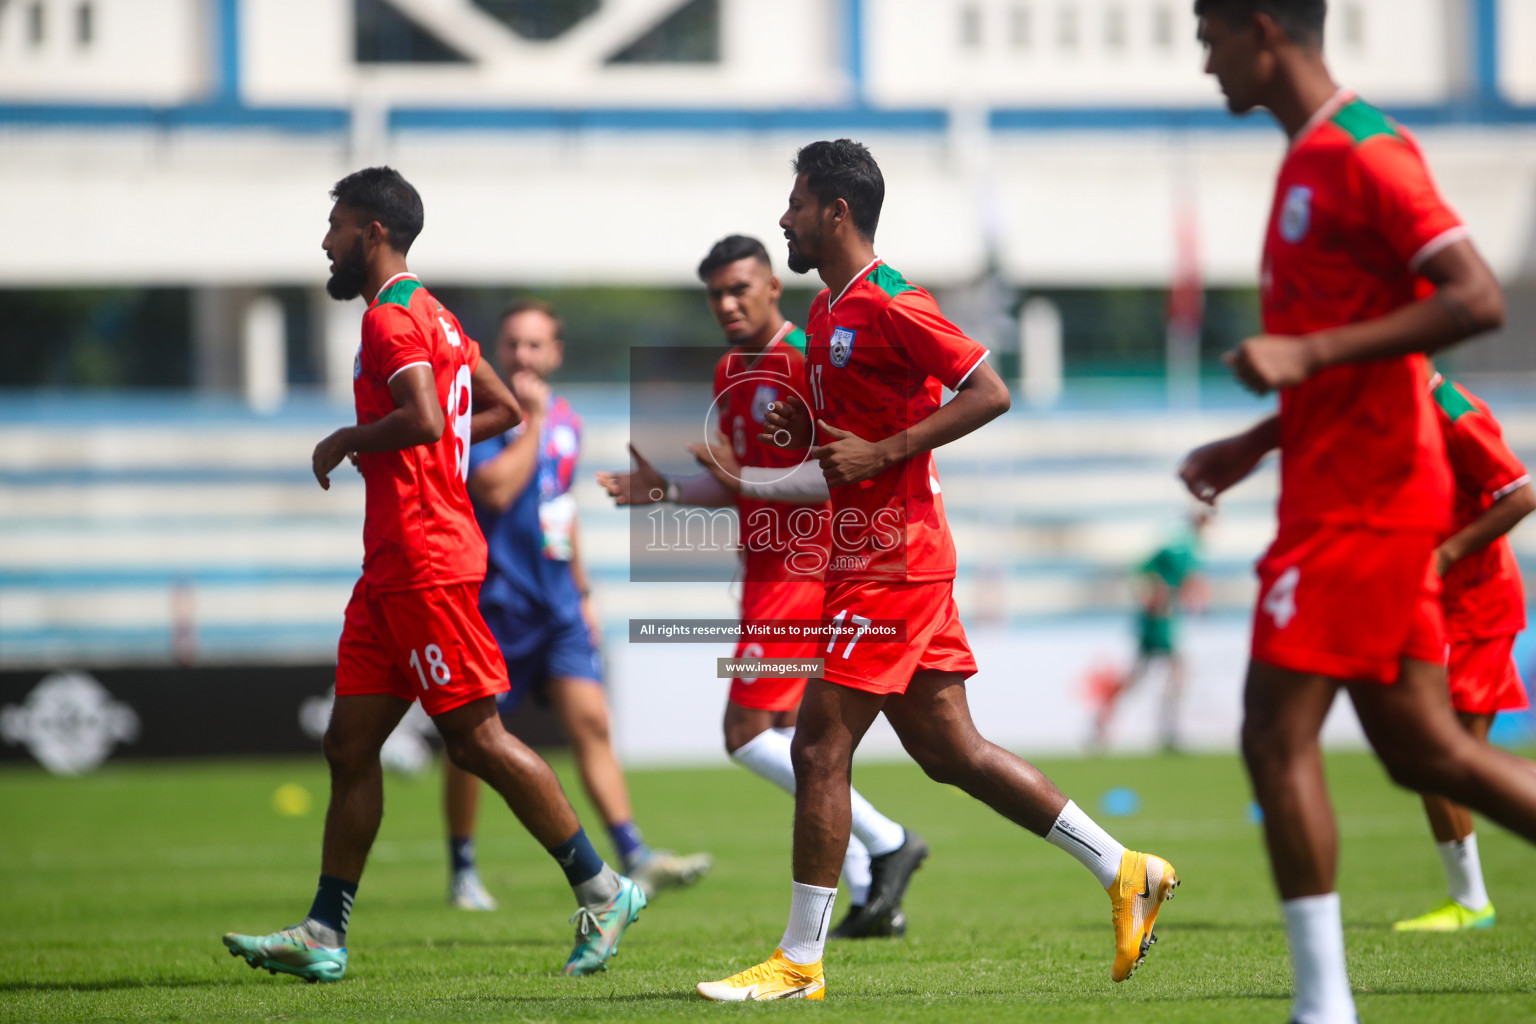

562,876,646,976
223,924,348,982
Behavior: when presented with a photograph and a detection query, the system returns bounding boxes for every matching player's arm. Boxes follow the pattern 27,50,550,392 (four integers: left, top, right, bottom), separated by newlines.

468,373,548,513
1179,573,1212,614
685,432,830,506
739,464,831,505
1228,241,1504,393
1437,480,1536,575
312,365,443,489
814,359,1010,488
1179,413,1280,504
469,357,523,443
596,443,737,507
568,515,603,646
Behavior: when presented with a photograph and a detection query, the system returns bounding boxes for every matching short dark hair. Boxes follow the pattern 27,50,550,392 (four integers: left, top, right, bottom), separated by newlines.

697,235,771,281
498,298,563,340
330,166,424,254
1193,0,1326,45
793,139,884,240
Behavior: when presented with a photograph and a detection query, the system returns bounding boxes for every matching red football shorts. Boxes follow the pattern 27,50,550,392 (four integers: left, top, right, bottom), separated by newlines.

727,579,824,711
818,579,977,695
336,578,510,716
1251,525,1444,685
1447,633,1528,716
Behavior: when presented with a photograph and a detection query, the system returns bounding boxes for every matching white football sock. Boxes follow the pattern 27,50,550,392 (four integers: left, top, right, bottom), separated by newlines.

1438,833,1491,910
1044,800,1126,888
779,881,837,965
730,727,796,792
842,836,872,905
1283,892,1357,1024
849,789,905,857
775,726,905,857
730,726,889,899
301,918,343,949
572,863,622,908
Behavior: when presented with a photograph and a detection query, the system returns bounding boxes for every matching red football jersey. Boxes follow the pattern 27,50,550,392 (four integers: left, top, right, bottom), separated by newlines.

804,260,989,583
353,273,487,591
1263,91,1462,531
1432,375,1528,639
712,324,832,585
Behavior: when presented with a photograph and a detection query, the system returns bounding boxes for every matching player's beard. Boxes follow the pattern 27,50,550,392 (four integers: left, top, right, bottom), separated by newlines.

325,237,368,300
785,227,819,275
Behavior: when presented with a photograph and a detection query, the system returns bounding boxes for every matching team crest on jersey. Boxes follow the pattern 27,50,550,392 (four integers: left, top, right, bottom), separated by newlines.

1280,185,1312,243
829,327,855,368
751,384,777,423
550,424,578,458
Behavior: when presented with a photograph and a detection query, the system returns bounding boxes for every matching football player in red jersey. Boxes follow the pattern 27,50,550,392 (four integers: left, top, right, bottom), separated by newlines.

599,235,920,939
223,168,645,983
440,300,712,912
1180,4,1536,1022
697,142,1179,1003
1393,374,1534,932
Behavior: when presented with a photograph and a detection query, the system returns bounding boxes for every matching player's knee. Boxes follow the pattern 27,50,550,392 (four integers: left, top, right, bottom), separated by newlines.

441,729,493,777
1239,719,1291,777
322,726,374,773
790,732,846,783
914,753,965,786
1378,738,1473,796
722,716,763,754
568,709,611,748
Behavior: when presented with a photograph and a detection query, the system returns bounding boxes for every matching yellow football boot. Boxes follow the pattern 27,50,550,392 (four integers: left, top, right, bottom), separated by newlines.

1107,850,1179,981
1393,898,1495,932
696,949,825,1001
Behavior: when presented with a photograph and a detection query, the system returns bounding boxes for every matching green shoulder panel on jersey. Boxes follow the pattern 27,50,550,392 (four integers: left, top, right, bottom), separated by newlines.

784,326,807,353
1331,99,1399,145
869,263,916,299
1432,377,1476,423
376,278,423,309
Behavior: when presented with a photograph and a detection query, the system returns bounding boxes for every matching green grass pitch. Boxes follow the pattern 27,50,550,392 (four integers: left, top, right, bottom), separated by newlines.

3,750,1535,1022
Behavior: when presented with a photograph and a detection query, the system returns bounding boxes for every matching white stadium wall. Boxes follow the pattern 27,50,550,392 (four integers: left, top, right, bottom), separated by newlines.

0,0,1532,289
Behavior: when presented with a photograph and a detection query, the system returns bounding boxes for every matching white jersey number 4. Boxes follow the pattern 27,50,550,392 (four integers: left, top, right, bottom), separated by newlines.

1263,566,1300,630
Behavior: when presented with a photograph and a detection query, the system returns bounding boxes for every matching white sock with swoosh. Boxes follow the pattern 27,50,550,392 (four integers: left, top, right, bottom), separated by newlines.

779,881,838,966
1044,800,1126,889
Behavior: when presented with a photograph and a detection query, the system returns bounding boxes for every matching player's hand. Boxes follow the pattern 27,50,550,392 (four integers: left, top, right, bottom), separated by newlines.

760,399,812,450
687,432,743,494
1223,334,1322,394
312,430,351,490
1179,433,1266,505
812,420,892,488
509,371,549,418
595,444,667,505
1434,545,1454,577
